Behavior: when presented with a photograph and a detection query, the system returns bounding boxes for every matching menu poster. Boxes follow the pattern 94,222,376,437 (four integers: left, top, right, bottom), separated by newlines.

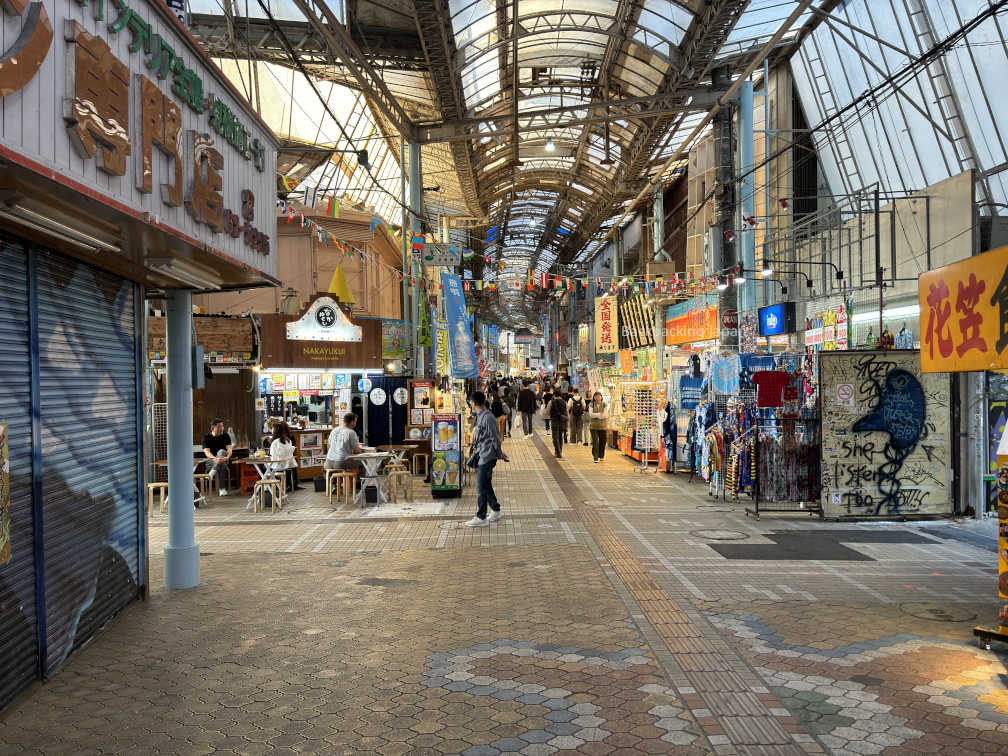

297,373,310,390
310,374,322,390
266,394,285,416
273,374,286,391
431,413,461,493
334,373,349,388
423,409,434,425
411,408,424,425
321,373,335,390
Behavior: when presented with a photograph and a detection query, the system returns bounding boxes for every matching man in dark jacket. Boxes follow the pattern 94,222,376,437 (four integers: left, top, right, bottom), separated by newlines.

549,393,569,458
516,381,538,438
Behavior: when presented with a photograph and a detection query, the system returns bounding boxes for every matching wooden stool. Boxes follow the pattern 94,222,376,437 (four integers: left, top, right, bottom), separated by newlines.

327,469,357,508
386,469,412,502
193,472,214,501
147,482,168,515
253,477,283,513
411,453,429,477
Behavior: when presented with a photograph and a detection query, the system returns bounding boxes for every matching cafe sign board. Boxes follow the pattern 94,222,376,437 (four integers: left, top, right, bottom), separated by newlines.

0,0,278,281
919,244,1008,373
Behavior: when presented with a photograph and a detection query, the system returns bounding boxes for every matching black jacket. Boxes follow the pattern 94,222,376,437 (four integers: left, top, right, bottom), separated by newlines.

549,396,569,422
516,387,537,413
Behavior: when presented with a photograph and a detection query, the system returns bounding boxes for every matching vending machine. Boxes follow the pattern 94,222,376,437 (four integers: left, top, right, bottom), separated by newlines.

431,413,462,498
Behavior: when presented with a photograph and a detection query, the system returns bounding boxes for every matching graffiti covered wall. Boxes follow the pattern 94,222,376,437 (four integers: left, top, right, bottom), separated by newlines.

819,351,953,518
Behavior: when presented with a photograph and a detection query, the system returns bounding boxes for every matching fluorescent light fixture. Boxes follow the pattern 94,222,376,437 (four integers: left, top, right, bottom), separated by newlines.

544,139,556,152
716,277,729,291
851,304,920,325
0,205,121,253
148,258,221,291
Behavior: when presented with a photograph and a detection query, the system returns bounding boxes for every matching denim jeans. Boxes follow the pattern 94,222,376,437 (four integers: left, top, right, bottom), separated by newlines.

205,457,229,490
476,460,499,519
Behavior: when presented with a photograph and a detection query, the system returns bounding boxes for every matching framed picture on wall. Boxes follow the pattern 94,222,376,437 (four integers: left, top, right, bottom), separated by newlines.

410,408,424,425
422,409,434,425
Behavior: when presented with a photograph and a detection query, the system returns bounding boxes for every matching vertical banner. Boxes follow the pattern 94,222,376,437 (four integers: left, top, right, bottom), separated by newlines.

595,296,618,354
0,423,9,565
997,431,1008,633
434,319,450,377
440,272,478,378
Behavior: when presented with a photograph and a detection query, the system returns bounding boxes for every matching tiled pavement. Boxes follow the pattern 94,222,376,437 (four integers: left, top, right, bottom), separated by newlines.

3,420,1008,755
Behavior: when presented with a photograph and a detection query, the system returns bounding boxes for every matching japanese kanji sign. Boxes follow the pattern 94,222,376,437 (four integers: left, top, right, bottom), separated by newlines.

0,0,277,282
919,245,1008,373
595,296,618,354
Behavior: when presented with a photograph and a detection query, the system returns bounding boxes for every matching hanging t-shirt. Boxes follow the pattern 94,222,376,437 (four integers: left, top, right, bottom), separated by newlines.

752,371,790,408
711,356,741,395
679,376,704,410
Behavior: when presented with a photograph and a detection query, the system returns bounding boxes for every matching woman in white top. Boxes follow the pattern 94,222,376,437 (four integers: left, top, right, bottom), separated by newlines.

269,422,300,491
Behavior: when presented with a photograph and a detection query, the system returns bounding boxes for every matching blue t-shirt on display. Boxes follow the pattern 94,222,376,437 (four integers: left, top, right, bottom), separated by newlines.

679,376,704,410
711,356,741,395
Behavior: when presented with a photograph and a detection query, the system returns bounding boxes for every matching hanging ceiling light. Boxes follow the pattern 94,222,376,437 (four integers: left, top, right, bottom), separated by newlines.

716,276,729,292
761,263,773,277
734,269,746,285
544,139,556,152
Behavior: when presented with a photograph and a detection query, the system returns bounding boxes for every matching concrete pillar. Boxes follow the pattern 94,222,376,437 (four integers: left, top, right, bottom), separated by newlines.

408,143,424,375
738,78,756,317
164,289,199,590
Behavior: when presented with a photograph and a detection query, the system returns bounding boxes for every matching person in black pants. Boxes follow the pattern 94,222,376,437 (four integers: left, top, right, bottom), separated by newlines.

588,392,609,463
549,393,569,458
541,386,553,433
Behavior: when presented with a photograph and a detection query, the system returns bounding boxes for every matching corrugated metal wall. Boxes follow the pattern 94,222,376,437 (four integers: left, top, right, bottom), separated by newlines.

36,251,141,672
0,240,38,710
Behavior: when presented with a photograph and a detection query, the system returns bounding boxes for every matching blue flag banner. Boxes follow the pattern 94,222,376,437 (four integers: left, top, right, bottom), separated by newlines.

441,272,478,378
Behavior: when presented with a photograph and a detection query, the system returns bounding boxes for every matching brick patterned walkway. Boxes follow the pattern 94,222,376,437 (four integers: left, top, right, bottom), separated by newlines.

2,419,1007,755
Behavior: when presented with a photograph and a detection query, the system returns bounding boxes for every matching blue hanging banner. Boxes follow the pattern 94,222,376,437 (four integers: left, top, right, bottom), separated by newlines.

441,272,479,378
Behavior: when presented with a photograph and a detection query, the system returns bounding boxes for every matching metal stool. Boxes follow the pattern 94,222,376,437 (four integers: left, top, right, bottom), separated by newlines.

411,453,429,477
253,477,283,512
147,482,168,515
326,469,357,508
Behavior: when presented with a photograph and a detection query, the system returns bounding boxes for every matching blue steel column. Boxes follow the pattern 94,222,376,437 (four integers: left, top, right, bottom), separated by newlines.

408,143,424,376
164,288,199,589
738,79,756,317
400,140,412,348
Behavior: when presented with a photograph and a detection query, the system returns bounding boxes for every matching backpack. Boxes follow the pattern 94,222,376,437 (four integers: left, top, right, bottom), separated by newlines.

570,398,584,417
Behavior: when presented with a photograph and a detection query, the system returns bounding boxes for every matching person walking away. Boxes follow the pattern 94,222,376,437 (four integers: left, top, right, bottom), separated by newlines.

517,380,537,438
269,422,300,493
465,391,503,527
549,392,569,458
502,387,515,438
325,413,363,473
202,419,233,497
588,392,609,463
491,392,508,441
541,385,554,434
568,389,586,451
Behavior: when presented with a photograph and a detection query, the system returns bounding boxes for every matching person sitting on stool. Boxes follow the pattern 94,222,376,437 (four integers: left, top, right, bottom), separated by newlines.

325,412,363,473
202,418,233,497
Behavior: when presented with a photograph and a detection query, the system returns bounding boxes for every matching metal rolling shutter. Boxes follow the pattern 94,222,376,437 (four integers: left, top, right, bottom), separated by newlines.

36,250,141,673
0,240,38,708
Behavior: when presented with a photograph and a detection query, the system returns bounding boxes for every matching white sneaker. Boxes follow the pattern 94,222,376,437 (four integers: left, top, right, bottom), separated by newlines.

219,489,228,497
464,516,488,527
487,511,501,523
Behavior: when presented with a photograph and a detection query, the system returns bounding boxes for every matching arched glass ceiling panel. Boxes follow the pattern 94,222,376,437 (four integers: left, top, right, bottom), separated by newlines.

722,0,812,57
636,0,692,48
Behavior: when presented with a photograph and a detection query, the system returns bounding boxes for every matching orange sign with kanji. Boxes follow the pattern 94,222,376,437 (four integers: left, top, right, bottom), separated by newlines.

919,244,1008,373
595,296,618,354
665,306,719,345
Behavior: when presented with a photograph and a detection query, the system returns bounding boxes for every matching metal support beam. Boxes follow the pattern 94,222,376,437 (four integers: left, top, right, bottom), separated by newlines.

417,88,727,143
164,289,199,590
737,78,756,316
409,143,425,376
414,0,486,217
288,0,417,141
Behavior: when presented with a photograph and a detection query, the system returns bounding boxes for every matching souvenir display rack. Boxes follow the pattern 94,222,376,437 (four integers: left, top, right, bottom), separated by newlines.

745,414,823,519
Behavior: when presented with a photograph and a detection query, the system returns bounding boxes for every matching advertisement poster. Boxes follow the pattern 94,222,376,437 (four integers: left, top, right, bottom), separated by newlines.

435,320,450,377
413,380,434,409
595,296,618,354
382,319,408,360
1,423,10,565
431,414,461,493
441,272,479,378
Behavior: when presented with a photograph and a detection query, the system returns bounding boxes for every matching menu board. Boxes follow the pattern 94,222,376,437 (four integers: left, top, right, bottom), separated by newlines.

431,414,462,495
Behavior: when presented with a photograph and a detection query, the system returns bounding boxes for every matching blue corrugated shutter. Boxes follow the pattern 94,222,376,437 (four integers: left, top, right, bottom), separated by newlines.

36,250,140,673
0,240,38,708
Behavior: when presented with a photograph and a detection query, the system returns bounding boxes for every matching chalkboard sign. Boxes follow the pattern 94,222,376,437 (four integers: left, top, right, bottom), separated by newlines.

265,393,285,417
